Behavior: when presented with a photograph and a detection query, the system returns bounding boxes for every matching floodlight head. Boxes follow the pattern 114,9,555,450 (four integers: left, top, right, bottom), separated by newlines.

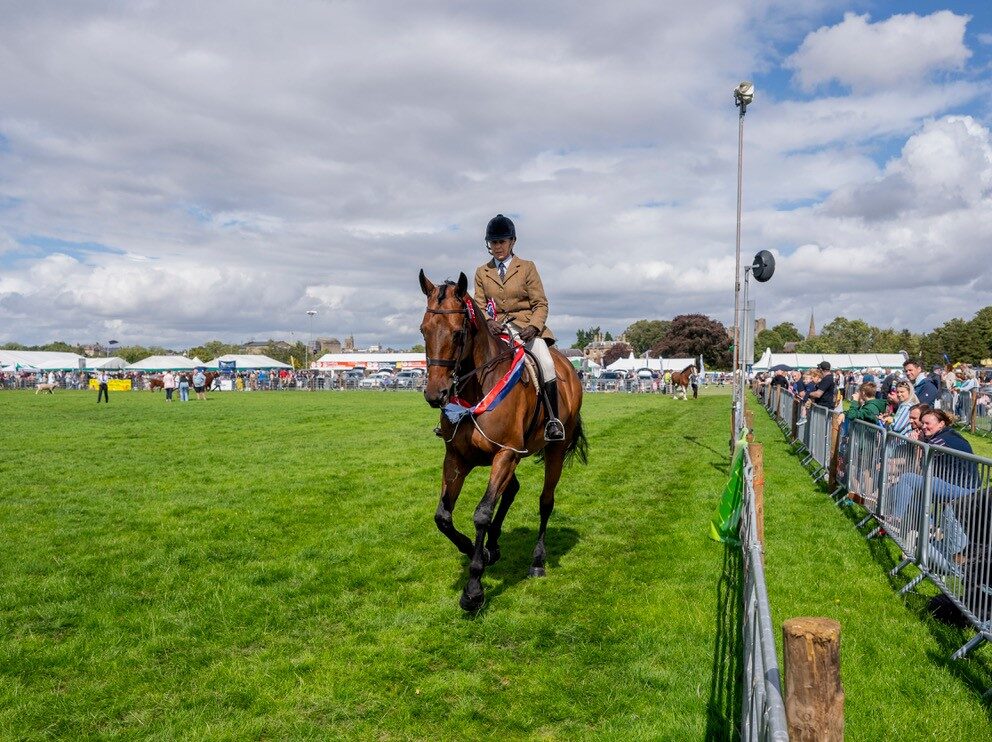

751,250,775,282
735,81,754,106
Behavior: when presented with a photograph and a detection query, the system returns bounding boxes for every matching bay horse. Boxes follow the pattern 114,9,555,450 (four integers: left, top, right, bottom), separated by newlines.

419,270,588,611
669,364,698,400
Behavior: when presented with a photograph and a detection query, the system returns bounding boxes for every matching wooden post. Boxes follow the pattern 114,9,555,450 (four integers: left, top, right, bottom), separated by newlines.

748,442,764,545
827,413,843,489
744,409,755,443
971,393,978,434
791,396,800,441
783,618,844,742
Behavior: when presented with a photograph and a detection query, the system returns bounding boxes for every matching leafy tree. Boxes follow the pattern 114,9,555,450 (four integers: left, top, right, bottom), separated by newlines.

754,329,784,360
651,314,731,369
623,319,670,355
601,342,632,368
604,331,613,341
793,335,836,354
818,317,874,353
410,343,425,352
187,340,242,361
572,326,601,350
771,322,803,343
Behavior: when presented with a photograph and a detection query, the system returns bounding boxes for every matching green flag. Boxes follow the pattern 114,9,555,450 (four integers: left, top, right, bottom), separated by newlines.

709,431,748,545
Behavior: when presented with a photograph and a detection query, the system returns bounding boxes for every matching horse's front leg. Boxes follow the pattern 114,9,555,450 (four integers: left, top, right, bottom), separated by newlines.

435,450,474,556
486,473,519,565
461,450,518,611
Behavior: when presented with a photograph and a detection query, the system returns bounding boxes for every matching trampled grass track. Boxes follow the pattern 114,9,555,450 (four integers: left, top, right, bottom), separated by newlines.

0,390,989,738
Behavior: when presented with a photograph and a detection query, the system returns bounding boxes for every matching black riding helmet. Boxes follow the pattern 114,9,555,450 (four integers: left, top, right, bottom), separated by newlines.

485,214,515,242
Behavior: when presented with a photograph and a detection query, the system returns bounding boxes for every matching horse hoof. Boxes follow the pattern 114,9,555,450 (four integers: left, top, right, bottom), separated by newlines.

460,591,485,612
486,547,501,565
528,567,546,578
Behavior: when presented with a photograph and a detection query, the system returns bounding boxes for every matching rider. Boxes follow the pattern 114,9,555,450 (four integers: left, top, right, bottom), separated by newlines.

474,214,565,442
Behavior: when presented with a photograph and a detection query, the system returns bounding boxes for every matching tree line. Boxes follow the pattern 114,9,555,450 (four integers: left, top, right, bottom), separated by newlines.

571,305,992,370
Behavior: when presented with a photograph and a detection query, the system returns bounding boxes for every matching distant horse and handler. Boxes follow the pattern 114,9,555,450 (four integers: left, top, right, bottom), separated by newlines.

418,270,588,612
669,364,699,400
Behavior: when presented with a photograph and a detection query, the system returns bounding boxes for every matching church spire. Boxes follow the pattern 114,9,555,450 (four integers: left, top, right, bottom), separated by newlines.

808,310,816,338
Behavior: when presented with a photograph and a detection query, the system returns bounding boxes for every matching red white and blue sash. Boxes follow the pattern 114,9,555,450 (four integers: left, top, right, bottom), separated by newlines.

443,326,527,423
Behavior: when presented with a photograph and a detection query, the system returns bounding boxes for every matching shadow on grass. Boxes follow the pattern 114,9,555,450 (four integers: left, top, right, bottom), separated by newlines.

705,543,742,741
448,526,581,613
837,497,992,714
684,436,731,476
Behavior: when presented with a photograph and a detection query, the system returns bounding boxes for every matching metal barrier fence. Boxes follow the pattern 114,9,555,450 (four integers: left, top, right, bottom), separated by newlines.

757,382,992,660
740,443,790,741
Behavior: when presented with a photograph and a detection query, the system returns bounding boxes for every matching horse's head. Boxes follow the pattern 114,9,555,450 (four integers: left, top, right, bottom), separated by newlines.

419,269,473,408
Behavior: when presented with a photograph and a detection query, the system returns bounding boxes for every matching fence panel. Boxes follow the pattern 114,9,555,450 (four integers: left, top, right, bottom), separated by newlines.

739,445,790,742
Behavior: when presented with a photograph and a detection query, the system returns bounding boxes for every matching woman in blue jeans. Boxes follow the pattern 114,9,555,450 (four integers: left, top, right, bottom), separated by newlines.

892,409,979,526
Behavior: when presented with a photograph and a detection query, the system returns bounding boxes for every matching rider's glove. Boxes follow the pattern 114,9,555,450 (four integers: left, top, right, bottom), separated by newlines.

518,326,539,342
486,319,503,336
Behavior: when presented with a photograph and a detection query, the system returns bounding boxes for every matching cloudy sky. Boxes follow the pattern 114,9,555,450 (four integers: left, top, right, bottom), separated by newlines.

1,1,990,350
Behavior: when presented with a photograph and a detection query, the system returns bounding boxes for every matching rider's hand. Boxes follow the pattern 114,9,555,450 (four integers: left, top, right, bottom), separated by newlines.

486,319,503,336
518,326,539,342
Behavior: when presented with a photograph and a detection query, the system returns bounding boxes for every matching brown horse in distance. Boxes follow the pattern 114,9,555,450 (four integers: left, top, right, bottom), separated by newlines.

419,270,588,612
669,364,698,400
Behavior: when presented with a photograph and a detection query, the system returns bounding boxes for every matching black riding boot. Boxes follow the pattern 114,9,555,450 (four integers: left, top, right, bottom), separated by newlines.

543,380,565,441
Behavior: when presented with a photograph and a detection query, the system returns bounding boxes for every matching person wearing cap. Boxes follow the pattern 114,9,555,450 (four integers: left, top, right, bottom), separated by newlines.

806,360,836,409
474,213,565,441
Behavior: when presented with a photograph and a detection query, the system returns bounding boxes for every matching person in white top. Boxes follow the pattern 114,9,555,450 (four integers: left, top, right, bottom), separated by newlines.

97,371,110,403
162,371,176,402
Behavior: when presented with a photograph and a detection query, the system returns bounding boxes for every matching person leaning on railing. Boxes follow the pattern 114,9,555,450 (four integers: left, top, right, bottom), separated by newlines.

892,409,979,526
881,381,918,436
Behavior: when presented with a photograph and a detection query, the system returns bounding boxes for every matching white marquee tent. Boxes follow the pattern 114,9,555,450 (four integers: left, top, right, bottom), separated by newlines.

752,349,909,372
205,354,291,370
605,353,698,374
0,350,85,370
125,355,201,372
85,357,127,371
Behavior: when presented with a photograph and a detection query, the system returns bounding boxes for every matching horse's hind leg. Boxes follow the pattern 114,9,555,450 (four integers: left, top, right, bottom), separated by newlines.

461,451,518,612
530,445,565,578
486,473,519,565
435,451,474,557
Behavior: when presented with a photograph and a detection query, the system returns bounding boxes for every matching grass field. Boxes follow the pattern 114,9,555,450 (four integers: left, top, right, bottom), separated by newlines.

1,389,990,739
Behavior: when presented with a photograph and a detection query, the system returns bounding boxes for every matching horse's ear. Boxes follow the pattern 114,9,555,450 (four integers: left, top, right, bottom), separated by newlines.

456,272,468,298
419,269,435,297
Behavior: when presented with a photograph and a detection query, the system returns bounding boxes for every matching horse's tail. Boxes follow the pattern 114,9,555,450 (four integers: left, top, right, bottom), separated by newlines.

564,414,588,465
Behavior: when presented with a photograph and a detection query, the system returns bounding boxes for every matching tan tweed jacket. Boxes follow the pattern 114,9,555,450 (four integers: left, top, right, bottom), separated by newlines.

473,256,555,342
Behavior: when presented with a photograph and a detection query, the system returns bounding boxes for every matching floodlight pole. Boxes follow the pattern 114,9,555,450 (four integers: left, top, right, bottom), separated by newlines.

732,82,753,438
306,309,317,380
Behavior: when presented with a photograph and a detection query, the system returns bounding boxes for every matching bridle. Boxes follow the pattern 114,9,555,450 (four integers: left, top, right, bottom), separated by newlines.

424,304,471,371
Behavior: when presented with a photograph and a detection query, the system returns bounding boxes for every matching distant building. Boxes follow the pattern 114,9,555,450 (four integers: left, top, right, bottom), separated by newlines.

242,340,293,355
808,310,816,338
583,331,627,365
755,317,767,335
314,337,342,354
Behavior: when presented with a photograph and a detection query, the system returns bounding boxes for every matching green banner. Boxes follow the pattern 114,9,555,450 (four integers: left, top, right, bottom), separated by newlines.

709,432,748,545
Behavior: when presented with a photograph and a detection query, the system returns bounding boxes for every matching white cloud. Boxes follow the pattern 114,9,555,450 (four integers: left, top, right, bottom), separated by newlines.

787,11,971,92
0,2,988,348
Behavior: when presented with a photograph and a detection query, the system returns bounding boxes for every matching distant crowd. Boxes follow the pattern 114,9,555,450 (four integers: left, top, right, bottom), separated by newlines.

756,359,991,425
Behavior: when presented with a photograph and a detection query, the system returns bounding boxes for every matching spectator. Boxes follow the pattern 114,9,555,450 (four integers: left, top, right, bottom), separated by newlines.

163,370,176,402
770,370,789,389
892,409,978,525
907,403,931,441
193,369,206,400
178,373,190,402
845,381,886,422
903,359,938,407
97,370,110,404
807,361,836,409
882,381,918,436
